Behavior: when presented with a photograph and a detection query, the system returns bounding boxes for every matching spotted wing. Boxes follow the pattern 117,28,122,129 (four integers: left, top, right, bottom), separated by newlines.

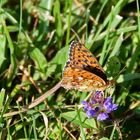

62,41,108,91
62,67,108,92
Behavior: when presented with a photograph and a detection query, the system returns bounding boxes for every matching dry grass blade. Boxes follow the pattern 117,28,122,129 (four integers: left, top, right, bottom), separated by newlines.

3,80,62,117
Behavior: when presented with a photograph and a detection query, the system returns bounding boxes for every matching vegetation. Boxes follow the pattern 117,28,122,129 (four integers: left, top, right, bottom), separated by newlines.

0,0,140,139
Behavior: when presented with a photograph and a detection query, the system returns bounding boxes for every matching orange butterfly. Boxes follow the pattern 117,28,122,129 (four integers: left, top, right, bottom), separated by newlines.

61,41,113,92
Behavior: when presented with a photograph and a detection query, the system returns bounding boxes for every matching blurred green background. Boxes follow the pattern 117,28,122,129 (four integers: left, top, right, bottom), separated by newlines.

0,0,140,139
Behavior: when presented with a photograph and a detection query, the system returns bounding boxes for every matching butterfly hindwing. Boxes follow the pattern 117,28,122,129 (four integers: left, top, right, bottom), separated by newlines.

62,67,108,91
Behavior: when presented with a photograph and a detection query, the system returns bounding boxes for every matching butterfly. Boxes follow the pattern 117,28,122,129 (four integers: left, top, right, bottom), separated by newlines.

61,41,113,92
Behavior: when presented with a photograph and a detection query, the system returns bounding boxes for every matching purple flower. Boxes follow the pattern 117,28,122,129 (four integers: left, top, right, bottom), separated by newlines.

81,101,90,111
81,91,118,121
90,91,104,104
86,109,96,118
82,101,96,118
104,97,118,113
97,113,109,121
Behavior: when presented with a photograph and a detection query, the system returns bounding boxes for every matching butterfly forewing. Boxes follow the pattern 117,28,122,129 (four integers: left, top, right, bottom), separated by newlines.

62,41,109,92
65,41,103,70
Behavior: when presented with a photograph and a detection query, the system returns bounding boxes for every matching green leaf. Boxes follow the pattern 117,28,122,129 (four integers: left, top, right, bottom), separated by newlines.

50,45,69,69
61,110,97,129
109,34,123,58
29,47,48,79
3,21,17,87
99,137,109,140
107,56,121,77
53,0,62,38
46,64,57,77
0,88,5,110
0,24,6,69
117,73,140,83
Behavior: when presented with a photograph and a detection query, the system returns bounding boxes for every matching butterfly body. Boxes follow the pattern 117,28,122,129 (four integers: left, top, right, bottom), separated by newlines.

61,41,111,92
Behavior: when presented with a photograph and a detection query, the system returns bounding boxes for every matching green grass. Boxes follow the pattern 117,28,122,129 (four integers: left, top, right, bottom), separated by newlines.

0,0,140,139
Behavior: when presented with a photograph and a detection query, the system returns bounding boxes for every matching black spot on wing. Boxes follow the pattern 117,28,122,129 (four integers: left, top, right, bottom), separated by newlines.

78,59,81,62
82,49,88,53
83,65,107,83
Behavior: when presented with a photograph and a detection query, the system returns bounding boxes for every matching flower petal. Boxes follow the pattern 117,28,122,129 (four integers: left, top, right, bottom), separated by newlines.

97,113,109,121
104,97,114,113
86,109,96,118
112,104,118,110
81,101,89,111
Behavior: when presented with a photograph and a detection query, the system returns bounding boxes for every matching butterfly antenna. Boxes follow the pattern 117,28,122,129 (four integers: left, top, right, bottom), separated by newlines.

114,66,126,81
70,28,81,43
107,66,126,90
